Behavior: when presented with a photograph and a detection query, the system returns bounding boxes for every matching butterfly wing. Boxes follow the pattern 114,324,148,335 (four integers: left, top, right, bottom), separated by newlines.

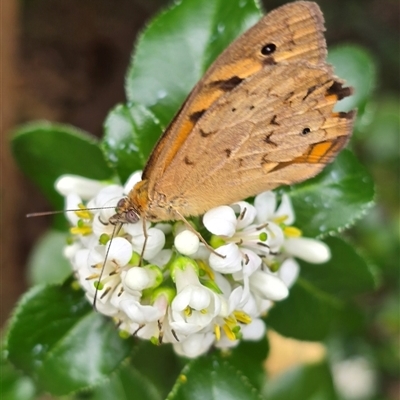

153,61,355,216
142,2,327,187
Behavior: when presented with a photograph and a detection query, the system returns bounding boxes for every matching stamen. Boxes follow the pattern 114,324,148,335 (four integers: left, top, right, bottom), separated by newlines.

197,260,215,280
233,310,252,324
257,241,270,248
274,215,288,224
85,273,100,280
100,286,111,299
222,323,236,341
284,226,302,237
184,306,192,317
238,207,247,220
70,225,92,236
214,324,221,341
200,309,208,315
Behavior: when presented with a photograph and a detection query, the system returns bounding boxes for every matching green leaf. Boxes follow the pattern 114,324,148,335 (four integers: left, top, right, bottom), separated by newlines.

263,361,337,400
266,279,341,341
0,351,36,400
286,150,375,238
328,45,376,114
27,230,71,285
11,122,113,211
6,280,133,396
102,103,163,183
221,336,269,391
300,236,377,298
131,341,182,399
88,364,161,400
126,0,261,126
167,355,263,400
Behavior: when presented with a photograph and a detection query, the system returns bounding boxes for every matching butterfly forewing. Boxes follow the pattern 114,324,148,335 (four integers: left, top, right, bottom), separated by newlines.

152,62,354,216
128,2,354,222
142,1,327,187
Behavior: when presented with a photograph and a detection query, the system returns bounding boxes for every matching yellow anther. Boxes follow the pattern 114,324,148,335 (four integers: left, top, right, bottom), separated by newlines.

200,309,208,315
70,225,92,236
214,324,221,341
75,210,92,220
224,315,237,327
273,215,288,224
284,226,302,237
184,306,192,317
197,260,215,280
233,310,252,325
222,323,236,341
85,273,100,280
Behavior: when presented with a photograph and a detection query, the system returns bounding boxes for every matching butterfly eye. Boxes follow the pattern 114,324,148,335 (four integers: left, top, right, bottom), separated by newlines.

261,43,276,56
301,127,311,136
126,210,139,224
116,198,126,209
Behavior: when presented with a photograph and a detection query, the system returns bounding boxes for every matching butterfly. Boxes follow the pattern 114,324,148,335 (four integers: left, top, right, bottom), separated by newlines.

112,1,355,239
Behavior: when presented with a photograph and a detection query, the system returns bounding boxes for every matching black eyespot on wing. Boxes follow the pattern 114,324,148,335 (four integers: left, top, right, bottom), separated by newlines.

261,43,276,55
301,127,311,136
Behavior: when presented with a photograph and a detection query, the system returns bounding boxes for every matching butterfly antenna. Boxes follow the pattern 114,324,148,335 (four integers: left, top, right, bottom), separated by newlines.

26,206,116,218
92,222,121,311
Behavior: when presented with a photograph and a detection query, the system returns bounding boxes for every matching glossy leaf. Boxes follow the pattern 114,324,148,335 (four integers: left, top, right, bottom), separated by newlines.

263,361,337,400
300,236,377,298
286,150,375,238
221,336,269,391
126,0,261,125
6,280,133,396
88,364,161,400
27,230,71,285
167,355,263,400
102,103,163,183
265,279,341,341
11,122,113,210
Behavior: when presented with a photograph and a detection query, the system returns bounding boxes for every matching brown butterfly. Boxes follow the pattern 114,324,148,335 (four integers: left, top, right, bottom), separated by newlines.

112,1,355,237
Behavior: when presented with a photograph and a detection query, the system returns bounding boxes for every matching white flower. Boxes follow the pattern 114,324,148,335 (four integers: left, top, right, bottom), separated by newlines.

173,331,215,358
204,195,289,278
57,172,333,359
174,230,200,255
332,357,377,399
283,237,331,264
249,270,289,301
55,175,107,199
170,261,221,338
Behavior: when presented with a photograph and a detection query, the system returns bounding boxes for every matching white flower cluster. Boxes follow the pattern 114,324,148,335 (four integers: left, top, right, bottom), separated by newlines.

56,172,330,358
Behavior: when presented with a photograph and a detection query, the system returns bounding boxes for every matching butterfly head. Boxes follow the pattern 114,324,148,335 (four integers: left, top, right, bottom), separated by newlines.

109,197,140,225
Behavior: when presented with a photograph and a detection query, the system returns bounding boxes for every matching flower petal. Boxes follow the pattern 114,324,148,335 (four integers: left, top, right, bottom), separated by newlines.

254,191,277,222
284,237,331,264
174,230,200,256
55,175,105,199
278,258,300,288
123,171,142,195
230,201,256,229
209,243,242,274
203,206,237,236
276,194,295,225
250,270,289,301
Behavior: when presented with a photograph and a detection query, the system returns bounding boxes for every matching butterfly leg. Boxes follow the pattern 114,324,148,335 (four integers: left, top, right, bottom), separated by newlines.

139,217,148,265
174,209,225,258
